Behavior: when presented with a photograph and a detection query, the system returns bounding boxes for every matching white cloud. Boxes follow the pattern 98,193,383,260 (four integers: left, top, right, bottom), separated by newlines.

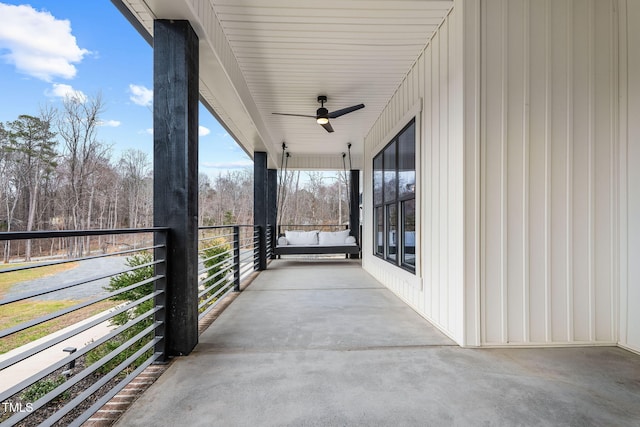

144,128,153,135
0,3,89,81
201,160,253,170
129,84,153,107
99,120,121,127
199,126,210,137
46,83,86,102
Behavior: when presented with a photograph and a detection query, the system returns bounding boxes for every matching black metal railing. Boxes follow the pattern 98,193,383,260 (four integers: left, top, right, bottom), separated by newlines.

0,224,272,425
0,228,167,426
196,225,259,320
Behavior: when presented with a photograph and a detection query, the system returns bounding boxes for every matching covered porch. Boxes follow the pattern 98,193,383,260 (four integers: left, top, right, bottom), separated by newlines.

114,259,640,426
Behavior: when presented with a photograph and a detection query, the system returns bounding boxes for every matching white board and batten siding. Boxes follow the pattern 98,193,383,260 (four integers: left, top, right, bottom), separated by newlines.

363,5,466,344
363,0,639,351
480,0,618,347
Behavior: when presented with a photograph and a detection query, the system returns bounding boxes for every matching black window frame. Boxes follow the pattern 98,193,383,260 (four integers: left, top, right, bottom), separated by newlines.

372,118,416,273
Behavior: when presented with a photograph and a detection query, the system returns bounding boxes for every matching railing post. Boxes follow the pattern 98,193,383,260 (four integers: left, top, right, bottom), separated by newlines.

253,225,265,271
154,229,167,362
233,225,240,291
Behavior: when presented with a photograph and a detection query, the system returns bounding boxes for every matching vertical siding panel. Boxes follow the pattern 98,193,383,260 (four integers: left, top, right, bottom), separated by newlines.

424,49,433,318
544,0,552,343
432,31,441,324
440,19,450,330
572,0,590,342
528,0,548,343
482,0,505,344
593,0,614,341
448,17,458,332
566,0,575,342
549,0,569,343
480,0,488,343
587,0,596,342
506,0,525,343
522,0,531,342
500,0,509,343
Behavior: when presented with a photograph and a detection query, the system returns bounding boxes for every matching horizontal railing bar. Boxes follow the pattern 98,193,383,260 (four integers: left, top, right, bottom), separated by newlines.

1,258,164,306
239,254,253,264
198,287,235,320
198,232,234,239
198,274,232,299
35,334,161,427
198,248,234,267
197,241,235,253
278,224,344,227
67,354,159,427
198,225,254,230
0,227,168,241
0,275,163,340
0,244,164,275
0,303,163,401
198,264,233,284
0,290,162,374
197,256,232,277
5,322,161,426
198,282,234,311
197,239,234,248
198,269,232,292
197,265,233,284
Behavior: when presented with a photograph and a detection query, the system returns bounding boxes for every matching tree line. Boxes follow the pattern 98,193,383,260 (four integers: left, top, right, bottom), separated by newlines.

0,94,351,262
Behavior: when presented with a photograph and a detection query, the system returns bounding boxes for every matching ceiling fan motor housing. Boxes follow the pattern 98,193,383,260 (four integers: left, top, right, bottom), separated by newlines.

316,107,329,118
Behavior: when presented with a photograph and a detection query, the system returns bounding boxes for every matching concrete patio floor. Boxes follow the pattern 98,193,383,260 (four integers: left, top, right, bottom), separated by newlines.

115,259,640,427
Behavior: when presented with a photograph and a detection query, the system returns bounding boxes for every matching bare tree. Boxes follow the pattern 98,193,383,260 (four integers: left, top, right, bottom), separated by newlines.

57,94,110,256
118,149,151,228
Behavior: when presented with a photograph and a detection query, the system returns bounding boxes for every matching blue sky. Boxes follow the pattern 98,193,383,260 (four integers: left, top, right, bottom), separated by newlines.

0,0,252,176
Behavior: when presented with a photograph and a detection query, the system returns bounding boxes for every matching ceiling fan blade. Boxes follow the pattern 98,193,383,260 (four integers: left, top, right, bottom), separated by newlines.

321,121,334,133
328,104,365,119
272,113,316,118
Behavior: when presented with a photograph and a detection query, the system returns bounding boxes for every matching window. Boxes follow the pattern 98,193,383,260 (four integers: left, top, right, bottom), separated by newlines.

373,119,416,272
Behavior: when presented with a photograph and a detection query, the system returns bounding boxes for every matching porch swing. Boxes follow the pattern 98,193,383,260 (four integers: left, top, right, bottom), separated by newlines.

273,143,360,257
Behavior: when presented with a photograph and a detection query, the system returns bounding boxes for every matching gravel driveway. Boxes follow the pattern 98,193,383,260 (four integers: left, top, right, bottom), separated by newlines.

5,257,130,301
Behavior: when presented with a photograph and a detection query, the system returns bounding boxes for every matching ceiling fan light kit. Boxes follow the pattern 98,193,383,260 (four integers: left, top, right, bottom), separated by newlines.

273,95,364,133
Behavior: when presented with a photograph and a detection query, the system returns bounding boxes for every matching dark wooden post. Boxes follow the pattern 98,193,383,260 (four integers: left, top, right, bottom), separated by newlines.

350,169,360,259
267,168,277,258
254,152,268,270
153,19,199,357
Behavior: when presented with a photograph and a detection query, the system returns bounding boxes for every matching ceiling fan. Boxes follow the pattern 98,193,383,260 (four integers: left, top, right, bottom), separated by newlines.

272,95,365,133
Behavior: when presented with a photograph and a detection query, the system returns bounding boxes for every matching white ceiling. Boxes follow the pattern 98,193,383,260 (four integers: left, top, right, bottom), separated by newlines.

112,0,453,168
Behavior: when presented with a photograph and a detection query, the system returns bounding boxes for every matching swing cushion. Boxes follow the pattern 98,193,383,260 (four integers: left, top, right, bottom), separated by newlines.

284,230,319,245
318,229,350,245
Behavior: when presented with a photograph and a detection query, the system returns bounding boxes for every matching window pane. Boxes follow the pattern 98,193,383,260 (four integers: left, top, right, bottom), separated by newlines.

402,199,416,269
398,121,415,198
383,142,396,202
373,154,383,205
375,206,383,255
386,204,397,262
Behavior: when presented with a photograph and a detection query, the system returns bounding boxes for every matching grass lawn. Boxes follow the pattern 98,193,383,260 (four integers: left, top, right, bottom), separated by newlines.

0,261,117,354
0,299,118,354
